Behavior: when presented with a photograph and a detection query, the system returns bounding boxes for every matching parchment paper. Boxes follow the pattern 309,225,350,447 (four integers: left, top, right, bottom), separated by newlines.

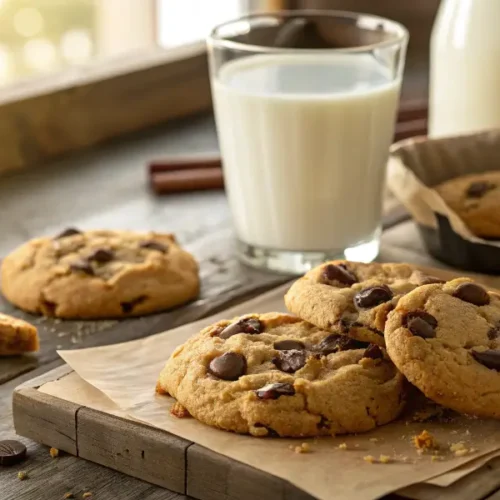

387,130,500,245
57,279,500,500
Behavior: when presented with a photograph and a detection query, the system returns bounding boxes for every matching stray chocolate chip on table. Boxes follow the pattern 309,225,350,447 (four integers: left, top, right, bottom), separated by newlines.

0,440,27,466
208,352,247,380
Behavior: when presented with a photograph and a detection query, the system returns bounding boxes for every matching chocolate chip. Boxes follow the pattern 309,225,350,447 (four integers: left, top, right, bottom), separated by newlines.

404,311,438,339
273,340,305,351
255,382,295,400
272,350,306,373
87,248,114,263
208,352,247,380
254,424,280,437
363,344,384,360
0,440,27,466
471,349,500,370
218,318,263,339
70,259,94,275
354,285,393,309
453,283,490,306
466,181,496,198
120,295,147,314
315,333,367,355
55,228,81,239
488,326,500,340
320,264,357,286
318,416,331,429
139,240,169,253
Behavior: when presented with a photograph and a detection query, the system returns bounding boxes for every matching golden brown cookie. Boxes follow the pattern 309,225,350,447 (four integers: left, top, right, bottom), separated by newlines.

435,171,500,238
0,313,39,355
284,260,441,346
157,313,406,437
385,278,500,419
1,229,199,318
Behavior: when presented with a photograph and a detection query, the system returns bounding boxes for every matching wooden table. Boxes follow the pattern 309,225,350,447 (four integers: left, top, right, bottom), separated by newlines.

0,114,496,500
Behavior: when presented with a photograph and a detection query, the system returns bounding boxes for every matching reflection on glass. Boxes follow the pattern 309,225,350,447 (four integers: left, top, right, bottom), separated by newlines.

0,0,258,87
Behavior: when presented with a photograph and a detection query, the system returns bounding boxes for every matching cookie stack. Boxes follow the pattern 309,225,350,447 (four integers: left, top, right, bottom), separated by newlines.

157,261,500,437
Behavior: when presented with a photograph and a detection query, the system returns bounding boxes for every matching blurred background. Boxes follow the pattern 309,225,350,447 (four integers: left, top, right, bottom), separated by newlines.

0,0,438,173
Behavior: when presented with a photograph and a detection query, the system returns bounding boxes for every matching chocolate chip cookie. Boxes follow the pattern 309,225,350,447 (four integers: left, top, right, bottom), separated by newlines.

435,171,500,238
284,261,441,346
385,278,500,418
0,313,39,355
1,229,199,318
157,313,405,437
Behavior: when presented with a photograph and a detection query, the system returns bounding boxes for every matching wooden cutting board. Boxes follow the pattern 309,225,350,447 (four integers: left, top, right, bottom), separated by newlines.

12,265,500,500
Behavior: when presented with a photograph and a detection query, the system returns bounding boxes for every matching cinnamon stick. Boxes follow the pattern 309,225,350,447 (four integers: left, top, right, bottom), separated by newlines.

150,167,224,194
148,154,221,175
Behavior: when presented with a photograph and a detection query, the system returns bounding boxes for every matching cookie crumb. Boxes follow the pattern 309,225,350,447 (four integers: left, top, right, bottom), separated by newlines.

379,455,391,463
170,401,190,419
369,438,379,443
431,455,444,462
295,442,311,454
63,494,74,499
450,442,466,453
82,493,93,499
338,443,347,450
413,430,438,451
49,447,59,458
364,455,376,463
455,449,469,457
17,471,28,481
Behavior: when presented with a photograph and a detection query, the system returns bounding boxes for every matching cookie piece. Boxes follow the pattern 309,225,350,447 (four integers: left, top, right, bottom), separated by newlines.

385,278,500,418
1,229,199,318
157,313,405,437
0,313,39,355
285,261,440,346
435,171,500,238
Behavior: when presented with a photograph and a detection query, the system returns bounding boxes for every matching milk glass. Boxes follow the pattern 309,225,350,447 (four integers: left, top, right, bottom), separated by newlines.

208,10,408,274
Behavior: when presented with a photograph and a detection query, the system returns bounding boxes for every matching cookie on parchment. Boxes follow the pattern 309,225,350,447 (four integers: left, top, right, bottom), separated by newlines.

157,313,406,437
385,278,500,418
1,229,199,319
284,260,442,346
0,313,39,355
435,171,500,239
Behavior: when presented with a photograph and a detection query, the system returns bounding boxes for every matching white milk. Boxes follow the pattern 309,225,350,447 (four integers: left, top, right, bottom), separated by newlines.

212,54,400,252
430,0,500,137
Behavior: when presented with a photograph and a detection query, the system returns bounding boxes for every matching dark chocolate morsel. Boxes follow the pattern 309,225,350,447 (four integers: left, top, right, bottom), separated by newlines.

272,350,306,373
354,285,393,309
69,259,94,276
466,181,496,198
320,264,357,286
55,228,82,239
87,248,114,263
471,349,500,370
363,344,384,360
273,339,305,351
404,311,438,339
255,382,295,400
0,440,27,466
139,240,169,253
488,326,500,340
218,318,263,339
453,283,490,306
315,333,367,355
208,352,247,380
120,295,147,314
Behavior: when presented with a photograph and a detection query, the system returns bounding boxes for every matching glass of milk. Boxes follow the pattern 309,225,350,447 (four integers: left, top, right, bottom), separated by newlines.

208,10,408,274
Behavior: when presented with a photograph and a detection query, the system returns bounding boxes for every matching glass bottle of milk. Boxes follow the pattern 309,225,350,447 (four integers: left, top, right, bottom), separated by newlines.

208,11,408,274
429,0,500,137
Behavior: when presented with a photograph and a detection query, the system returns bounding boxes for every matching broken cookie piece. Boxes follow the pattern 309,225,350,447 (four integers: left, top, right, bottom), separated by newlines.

0,313,39,356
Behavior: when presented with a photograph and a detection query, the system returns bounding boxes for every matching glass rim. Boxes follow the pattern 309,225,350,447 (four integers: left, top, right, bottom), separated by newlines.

208,9,409,54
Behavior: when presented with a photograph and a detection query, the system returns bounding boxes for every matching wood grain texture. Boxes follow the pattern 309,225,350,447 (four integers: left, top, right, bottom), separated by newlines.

0,43,211,175
78,408,190,493
12,388,80,454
